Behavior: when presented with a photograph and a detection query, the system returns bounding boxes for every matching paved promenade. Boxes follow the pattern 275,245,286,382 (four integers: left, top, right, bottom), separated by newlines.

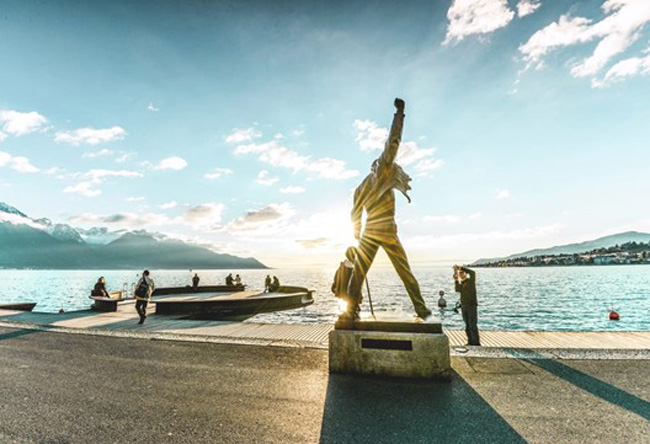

1,305,649,356
0,326,648,444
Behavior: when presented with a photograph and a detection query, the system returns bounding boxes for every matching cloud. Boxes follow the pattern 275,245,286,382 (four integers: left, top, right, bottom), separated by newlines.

296,237,330,249
235,140,359,180
517,0,541,18
147,102,159,112
182,203,225,230
0,110,48,136
353,121,443,177
55,126,127,146
0,151,39,173
519,0,650,83
83,148,114,158
354,119,389,152
595,46,650,86
126,196,145,202
63,169,143,197
444,0,515,44
225,127,262,143
70,212,172,227
225,203,295,233
256,170,279,186
495,189,511,199
63,181,102,197
0,132,6,142
280,186,306,194
154,156,187,171
115,152,136,163
204,167,234,180
159,201,178,209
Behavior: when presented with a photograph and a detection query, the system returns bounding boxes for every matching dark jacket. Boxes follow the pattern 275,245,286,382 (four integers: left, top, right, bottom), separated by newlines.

92,282,108,297
455,267,477,307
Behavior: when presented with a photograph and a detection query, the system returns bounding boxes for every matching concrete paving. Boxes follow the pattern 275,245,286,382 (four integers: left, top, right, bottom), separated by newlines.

0,327,648,444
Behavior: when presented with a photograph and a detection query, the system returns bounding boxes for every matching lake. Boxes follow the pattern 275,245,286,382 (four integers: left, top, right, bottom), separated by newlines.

0,265,648,332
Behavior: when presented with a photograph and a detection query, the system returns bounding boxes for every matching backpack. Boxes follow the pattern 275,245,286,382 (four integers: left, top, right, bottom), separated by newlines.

331,262,353,298
135,279,150,298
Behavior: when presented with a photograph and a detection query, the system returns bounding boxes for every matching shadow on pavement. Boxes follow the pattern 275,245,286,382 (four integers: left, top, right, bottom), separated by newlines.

319,371,526,444
0,328,39,341
508,349,650,421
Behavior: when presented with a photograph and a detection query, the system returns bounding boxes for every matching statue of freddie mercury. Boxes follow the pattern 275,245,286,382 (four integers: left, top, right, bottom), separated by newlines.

343,98,432,321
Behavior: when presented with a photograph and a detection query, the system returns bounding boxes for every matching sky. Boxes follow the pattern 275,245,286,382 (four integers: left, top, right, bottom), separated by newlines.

1,0,649,268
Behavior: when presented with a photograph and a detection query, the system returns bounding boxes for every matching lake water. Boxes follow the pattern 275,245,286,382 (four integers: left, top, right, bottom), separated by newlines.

0,266,648,332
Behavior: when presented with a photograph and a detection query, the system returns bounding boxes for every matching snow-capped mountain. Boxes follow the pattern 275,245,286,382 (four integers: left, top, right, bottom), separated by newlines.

0,202,267,269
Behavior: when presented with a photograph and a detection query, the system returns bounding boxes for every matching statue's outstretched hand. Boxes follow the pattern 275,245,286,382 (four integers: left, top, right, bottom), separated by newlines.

394,98,405,112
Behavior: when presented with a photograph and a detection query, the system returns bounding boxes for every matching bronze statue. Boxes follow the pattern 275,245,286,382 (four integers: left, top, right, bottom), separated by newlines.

343,98,432,321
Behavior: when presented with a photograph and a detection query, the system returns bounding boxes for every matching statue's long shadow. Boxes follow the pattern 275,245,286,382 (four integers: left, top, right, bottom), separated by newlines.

319,371,526,444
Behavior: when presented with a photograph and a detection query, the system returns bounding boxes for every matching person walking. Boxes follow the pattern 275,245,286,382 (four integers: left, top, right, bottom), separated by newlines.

454,265,480,346
135,270,155,324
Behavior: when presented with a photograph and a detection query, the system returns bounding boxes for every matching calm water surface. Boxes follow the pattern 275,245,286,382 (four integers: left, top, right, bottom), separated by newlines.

0,266,648,331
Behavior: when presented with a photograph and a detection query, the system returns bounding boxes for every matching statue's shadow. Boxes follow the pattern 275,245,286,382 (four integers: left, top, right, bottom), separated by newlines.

319,371,525,444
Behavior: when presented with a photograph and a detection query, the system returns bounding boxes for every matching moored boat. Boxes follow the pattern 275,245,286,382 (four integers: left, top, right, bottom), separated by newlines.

0,302,37,311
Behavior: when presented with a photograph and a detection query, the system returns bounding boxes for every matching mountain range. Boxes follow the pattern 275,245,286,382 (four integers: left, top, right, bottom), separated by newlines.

0,202,266,270
472,231,650,265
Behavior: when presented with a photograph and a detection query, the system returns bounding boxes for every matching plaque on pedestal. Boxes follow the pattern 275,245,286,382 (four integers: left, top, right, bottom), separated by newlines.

329,316,451,380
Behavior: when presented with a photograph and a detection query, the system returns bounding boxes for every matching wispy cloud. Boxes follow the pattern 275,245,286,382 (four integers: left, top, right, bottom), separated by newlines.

517,0,541,18
519,0,650,86
444,0,515,45
0,151,40,173
204,167,234,180
0,110,48,136
159,201,178,210
225,127,262,144
64,182,101,197
495,189,511,199
280,186,306,194
63,169,143,197
153,156,187,171
55,126,127,146
225,203,295,233
147,102,159,112
595,45,650,87
354,119,389,152
83,148,114,159
235,139,359,180
256,170,279,186
115,151,136,163
183,203,225,229
354,121,443,177
126,196,145,202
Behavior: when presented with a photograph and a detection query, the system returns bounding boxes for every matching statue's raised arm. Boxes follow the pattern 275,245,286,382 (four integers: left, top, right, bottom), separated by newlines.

379,98,405,166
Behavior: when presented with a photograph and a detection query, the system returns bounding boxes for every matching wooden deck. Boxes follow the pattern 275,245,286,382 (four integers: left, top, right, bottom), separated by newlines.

0,307,649,350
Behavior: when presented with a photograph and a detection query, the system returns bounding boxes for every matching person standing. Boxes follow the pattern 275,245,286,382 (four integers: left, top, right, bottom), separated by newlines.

437,290,447,309
234,274,242,286
192,273,200,291
331,247,357,316
225,273,234,286
264,275,272,293
454,265,480,346
135,270,155,324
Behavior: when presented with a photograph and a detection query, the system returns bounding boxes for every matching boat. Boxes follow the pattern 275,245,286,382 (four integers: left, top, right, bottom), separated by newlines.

153,285,314,321
0,302,37,311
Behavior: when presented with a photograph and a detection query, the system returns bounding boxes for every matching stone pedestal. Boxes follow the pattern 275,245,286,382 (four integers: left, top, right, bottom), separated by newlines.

329,317,451,381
